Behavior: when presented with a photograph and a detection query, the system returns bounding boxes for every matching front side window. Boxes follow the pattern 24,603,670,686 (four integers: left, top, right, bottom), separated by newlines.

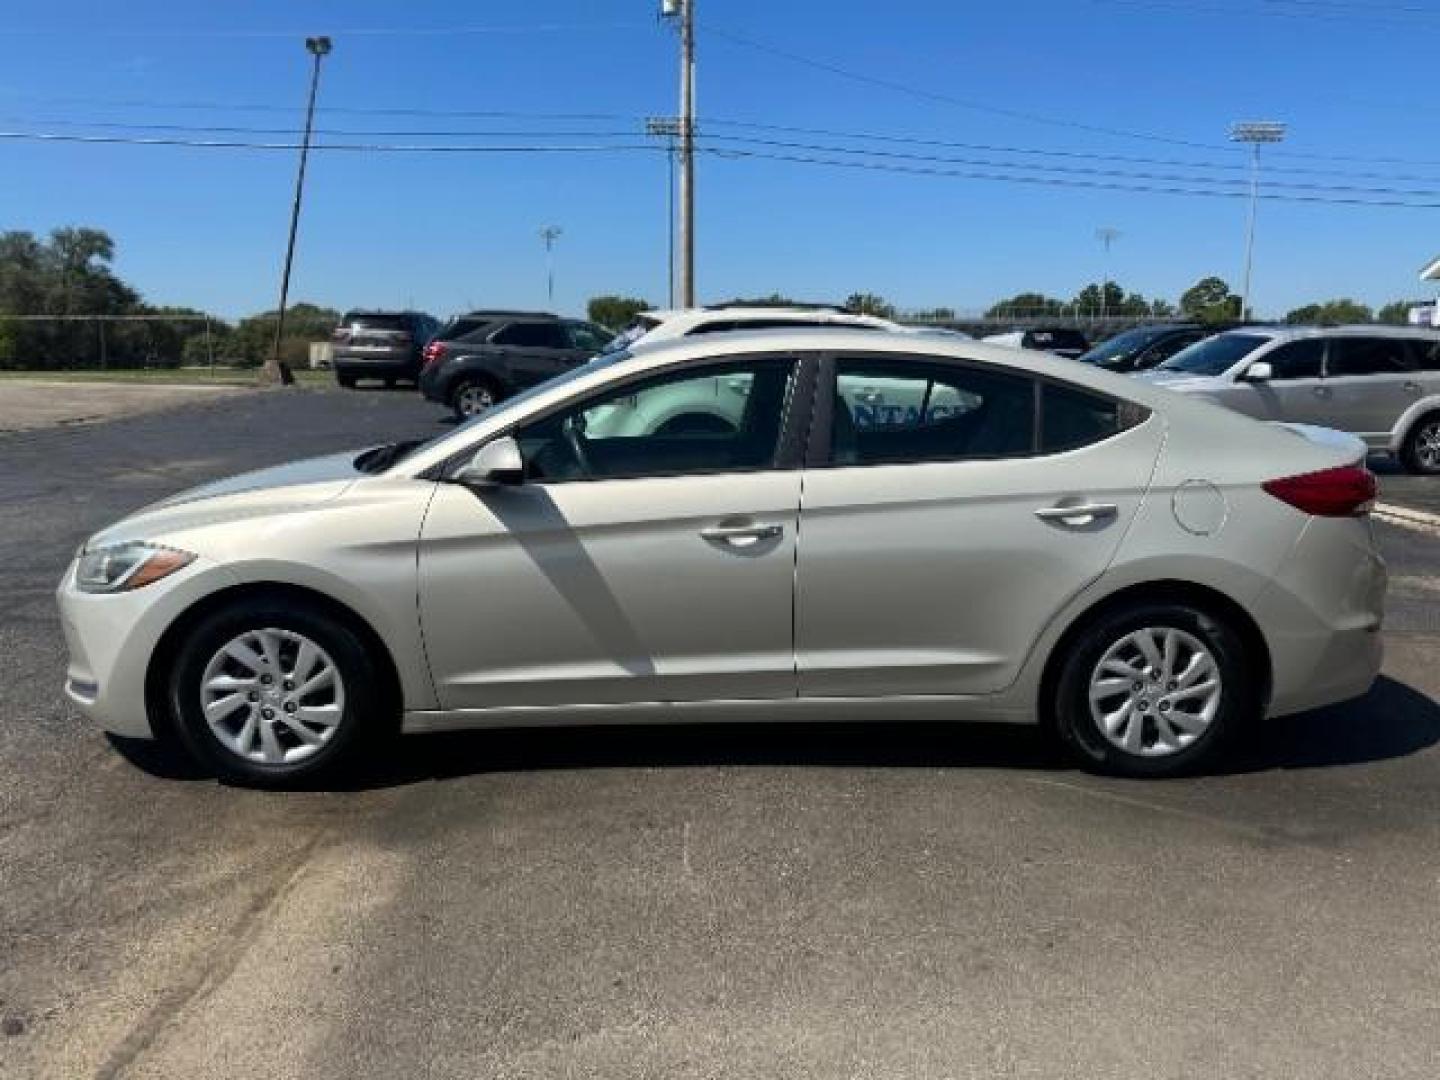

1327,337,1412,377
831,359,1034,466
513,357,795,482
1262,339,1324,380
566,322,613,352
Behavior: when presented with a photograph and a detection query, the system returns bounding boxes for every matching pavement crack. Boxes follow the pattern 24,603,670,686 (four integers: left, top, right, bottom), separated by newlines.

91,827,331,1080
1026,776,1280,845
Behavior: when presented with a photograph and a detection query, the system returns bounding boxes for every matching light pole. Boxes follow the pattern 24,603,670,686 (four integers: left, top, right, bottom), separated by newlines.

1230,120,1286,321
646,116,681,307
265,35,332,387
539,226,563,306
661,0,695,307
1095,226,1121,324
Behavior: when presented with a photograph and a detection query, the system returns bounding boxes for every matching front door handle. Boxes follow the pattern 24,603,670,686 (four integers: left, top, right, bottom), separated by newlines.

1034,502,1119,527
700,522,783,547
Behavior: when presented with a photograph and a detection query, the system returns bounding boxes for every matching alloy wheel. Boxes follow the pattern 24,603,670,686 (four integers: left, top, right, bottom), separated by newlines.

199,627,345,765
1415,421,1440,472
1087,626,1222,758
456,384,496,417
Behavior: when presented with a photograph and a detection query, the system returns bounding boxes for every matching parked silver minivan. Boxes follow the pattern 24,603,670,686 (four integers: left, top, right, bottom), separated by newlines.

1141,325,1440,473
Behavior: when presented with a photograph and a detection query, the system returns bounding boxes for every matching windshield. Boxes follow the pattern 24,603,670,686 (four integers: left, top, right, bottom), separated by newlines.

376,351,630,471
1159,333,1268,376
1080,328,1169,368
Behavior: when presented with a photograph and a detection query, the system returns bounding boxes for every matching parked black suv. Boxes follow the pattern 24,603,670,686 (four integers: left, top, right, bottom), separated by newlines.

1077,324,1214,373
419,311,614,418
331,310,439,388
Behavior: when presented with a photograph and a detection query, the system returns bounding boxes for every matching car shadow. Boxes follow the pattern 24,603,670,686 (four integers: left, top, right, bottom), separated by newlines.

107,676,1439,791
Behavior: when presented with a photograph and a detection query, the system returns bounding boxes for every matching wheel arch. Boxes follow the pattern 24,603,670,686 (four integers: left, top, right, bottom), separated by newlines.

1390,397,1440,455
144,581,404,739
1035,578,1273,732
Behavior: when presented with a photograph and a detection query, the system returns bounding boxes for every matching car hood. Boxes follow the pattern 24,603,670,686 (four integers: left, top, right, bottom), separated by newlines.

85,450,368,551
1134,370,1228,391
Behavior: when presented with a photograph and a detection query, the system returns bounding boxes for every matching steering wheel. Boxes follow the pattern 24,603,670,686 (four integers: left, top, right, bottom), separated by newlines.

562,416,593,476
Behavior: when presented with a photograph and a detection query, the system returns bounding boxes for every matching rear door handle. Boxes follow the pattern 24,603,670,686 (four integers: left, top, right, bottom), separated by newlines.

1403,380,1422,393
700,522,783,546
1312,385,1332,398
1034,502,1118,527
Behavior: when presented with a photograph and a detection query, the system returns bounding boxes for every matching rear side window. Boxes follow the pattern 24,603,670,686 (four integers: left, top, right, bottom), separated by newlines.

1328,337,1411,377
1040,383,1139,452
566,322,613,352
439,318,494,342
1263,339,1324,380
831,359,1035,466
492,322,569,349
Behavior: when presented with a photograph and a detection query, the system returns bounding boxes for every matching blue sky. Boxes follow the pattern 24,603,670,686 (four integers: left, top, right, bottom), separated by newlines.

2,0,1438,320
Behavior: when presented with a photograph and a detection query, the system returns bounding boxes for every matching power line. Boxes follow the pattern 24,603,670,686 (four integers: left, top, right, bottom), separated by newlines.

701,21,1229,152
0,21,649,39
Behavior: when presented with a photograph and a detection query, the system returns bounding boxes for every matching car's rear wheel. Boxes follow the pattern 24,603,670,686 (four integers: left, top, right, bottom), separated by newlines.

166,599,387,786
336,372,356,389
452,377,501,420
1051,602,1254,777
1401,412,1440,475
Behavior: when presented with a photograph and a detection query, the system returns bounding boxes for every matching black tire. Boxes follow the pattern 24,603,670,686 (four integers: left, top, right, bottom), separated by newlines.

1051,601,1256,778
383,378,397,390
1400,412,1440,475
450,376,503,420
336,372,357,389
165,598,390,787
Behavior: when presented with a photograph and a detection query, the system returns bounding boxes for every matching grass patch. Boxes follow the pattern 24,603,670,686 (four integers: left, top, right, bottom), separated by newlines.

0,367,334,388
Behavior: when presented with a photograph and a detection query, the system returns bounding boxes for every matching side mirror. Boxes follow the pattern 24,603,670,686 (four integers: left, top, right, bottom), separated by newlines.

454,436,525,486
1242,361,1273,382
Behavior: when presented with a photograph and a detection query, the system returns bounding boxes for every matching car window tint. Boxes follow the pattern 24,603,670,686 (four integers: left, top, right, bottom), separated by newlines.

1263,339,1324,380
831,359,1034,466
513,357,795,482
1143,332,1205,366
1328,337,1411,377
492,322,568,348
1040,383,1141,452
1407,339,1440,371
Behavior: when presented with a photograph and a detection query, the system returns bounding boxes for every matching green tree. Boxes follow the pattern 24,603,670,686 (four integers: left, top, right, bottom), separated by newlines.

985,292,1064,319
1150,298,1177,319
844,292,897,319
1180,277,1241,323
1377,300,1421,325
229,303,339,368
1283,298,1373,325
587,295,651,330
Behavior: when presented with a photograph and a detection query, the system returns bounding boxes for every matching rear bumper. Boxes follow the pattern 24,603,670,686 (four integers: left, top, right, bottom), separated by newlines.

1254,516,1387,717
333,353,420,379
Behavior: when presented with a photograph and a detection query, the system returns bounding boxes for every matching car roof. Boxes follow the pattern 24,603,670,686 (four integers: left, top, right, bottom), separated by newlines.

457,309,559,320
1213,324,1440,343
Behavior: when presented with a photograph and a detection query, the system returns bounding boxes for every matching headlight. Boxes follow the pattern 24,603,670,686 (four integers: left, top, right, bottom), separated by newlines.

75,543,195,594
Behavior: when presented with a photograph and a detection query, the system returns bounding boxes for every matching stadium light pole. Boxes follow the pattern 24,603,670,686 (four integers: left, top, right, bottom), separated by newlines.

1095,226,1121,323
265,35,332,387
539,226,563,306
1230,120,1286,321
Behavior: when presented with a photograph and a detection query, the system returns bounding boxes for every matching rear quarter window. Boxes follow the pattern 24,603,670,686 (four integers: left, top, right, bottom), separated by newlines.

1040,383,1147,452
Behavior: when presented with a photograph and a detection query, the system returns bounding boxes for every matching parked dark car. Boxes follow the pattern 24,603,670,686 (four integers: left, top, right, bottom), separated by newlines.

331,310,439,388
419,312,615,418
981,327,1091,359
1077,324,1214,373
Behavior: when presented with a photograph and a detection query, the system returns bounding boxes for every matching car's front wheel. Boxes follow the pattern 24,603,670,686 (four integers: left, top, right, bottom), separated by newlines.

1051,601,1255,777
166,598,387,786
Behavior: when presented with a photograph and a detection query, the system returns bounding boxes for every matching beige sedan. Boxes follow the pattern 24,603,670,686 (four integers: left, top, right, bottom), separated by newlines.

57,330,1385,785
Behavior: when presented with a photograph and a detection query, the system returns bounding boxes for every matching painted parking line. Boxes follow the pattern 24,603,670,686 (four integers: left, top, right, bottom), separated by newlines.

1375,502,1440,534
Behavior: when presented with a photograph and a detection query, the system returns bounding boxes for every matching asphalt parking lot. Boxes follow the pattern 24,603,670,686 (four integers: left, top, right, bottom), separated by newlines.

2,386,1439,1079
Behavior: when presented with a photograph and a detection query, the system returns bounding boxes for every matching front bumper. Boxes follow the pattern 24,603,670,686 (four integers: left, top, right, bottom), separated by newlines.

56,555,233,738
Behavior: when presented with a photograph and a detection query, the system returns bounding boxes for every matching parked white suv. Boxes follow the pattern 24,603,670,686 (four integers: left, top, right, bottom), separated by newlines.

1141,325,1440,474
602,305,907,354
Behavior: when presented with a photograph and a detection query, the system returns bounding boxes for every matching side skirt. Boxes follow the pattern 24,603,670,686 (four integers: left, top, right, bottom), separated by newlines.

403,695,1034,734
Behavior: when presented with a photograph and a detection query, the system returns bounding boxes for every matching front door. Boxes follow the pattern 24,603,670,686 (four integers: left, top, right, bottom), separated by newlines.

419,355,804,710
795,354,1164,698
1225,338,1330,425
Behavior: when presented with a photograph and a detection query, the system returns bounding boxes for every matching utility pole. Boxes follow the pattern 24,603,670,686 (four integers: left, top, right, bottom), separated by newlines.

539,226,563,306
1230,121,1286,321
265,35,332,387
1095,227,1121,324
646,116,681,307
661,0,695,307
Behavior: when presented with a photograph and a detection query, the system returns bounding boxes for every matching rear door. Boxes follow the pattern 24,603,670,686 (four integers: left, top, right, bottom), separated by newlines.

1324,336,1422,443
795,353,1163,698
489,321,575,388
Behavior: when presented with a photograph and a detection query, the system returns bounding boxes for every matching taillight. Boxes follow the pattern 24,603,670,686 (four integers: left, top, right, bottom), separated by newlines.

422,340,444,366
1262,465,1377,517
